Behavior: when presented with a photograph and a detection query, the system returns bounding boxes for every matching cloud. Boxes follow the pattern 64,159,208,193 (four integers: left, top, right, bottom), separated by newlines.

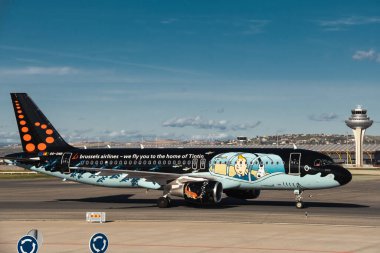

0,45,201,75
190,133,232,141
216,108,225,114
352,49,380,62
162,116,261,131
0,66,79,75
242,20,270,35
318,16,380,31
308,113,339,122
160,18,177,24
0,131,19,145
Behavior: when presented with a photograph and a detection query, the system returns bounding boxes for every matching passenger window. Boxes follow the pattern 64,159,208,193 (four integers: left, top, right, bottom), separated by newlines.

200,159,206,170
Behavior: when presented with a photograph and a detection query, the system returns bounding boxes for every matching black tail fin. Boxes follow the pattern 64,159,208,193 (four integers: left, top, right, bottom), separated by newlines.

11,93,74,153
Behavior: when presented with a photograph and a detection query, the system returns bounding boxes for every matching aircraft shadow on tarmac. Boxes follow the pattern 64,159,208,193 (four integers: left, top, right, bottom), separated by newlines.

57,194,369,209
58,194,235,209
224,199,369,209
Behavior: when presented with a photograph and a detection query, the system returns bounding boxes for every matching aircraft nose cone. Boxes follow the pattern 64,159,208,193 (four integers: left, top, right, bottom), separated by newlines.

332,165,352,186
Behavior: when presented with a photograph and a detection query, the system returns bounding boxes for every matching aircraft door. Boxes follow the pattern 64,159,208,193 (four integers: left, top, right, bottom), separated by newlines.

289,153,301,175
60,152,72,174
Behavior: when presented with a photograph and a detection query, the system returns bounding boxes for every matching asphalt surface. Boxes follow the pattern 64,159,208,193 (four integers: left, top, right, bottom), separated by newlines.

1,176,380,253
0,175,379,226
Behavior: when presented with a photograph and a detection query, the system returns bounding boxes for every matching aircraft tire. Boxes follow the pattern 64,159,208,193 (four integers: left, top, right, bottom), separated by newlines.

157,196,171,208
296,201,304,209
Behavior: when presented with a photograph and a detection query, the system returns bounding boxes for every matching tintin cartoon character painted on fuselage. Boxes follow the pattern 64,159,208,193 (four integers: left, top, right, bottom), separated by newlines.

234,154,249,180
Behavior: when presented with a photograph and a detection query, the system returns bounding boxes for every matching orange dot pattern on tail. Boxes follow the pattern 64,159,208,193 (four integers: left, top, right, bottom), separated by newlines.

23,134,32,141
26,143,35,152
38,143,47,151
46,137,55,144
14,99,56,153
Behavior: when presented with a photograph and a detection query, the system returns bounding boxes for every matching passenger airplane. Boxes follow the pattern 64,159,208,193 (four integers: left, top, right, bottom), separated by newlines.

3,93,352,209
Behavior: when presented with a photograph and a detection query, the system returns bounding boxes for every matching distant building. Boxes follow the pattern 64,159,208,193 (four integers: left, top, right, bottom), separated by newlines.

237,136,248,145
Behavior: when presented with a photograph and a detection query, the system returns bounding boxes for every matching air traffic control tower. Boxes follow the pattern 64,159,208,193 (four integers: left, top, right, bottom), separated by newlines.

345,105,373,167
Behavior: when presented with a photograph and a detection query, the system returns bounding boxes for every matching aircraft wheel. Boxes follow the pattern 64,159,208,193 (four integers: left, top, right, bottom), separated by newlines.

296,201,304,209
157,196,171,208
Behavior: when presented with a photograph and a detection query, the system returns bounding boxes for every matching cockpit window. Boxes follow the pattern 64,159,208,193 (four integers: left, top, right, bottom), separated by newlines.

314,158,333,167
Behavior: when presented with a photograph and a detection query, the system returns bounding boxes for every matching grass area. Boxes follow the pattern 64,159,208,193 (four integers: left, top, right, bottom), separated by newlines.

0,173,54,179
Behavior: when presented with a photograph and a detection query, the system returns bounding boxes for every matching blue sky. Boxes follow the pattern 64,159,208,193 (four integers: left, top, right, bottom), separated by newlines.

0,0,379,143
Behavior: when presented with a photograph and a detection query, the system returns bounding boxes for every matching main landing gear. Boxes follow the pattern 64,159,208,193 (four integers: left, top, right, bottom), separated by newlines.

157,195,172,208
294,189,304,209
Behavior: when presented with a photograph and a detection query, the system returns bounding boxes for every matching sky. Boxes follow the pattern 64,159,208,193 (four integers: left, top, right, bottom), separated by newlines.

0,0,379,143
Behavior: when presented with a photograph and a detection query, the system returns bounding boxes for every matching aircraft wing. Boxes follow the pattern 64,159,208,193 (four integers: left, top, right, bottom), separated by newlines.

69,167,214,185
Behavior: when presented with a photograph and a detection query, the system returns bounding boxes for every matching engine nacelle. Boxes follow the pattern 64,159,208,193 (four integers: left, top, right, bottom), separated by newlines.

224,189,261,199
170,181,223,204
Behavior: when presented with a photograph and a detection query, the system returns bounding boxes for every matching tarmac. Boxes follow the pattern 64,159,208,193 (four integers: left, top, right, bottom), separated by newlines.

0,175,379,252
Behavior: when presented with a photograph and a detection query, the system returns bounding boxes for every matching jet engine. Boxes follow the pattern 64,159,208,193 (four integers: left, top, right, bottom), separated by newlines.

169,181,223,204
224,189,261,199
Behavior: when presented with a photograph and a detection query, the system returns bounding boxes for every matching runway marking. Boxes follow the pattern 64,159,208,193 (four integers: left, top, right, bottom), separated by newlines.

0,242,353,253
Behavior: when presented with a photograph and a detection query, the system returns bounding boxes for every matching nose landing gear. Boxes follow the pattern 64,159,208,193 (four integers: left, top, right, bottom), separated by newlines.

294,189,304,209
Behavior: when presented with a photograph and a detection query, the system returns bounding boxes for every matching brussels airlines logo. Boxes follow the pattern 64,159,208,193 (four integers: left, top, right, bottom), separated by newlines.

14,100,55,153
